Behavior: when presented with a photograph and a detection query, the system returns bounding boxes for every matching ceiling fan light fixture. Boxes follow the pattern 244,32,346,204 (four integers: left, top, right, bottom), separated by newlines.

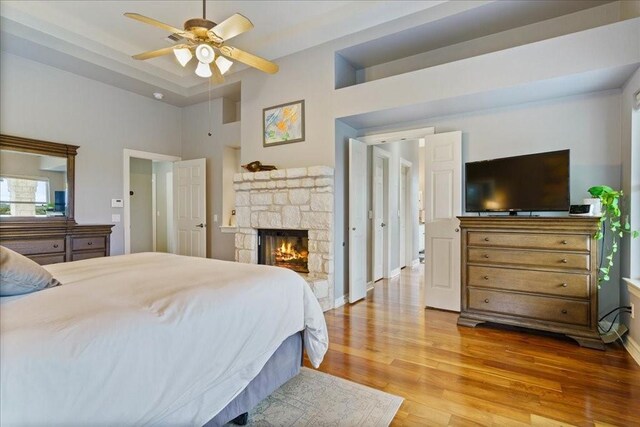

195,61,213,78
195,44,215,64
216,56,233,75
173,47,193,67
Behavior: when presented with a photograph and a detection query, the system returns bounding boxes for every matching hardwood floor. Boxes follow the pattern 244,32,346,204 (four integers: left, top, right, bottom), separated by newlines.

304,264,640,426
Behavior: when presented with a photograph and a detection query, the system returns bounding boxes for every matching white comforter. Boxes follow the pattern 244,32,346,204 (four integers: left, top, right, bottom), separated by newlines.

0,253,328,426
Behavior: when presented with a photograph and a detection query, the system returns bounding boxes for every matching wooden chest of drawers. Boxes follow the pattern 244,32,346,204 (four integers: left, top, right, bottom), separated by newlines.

0,224,113,265
457,217,603,349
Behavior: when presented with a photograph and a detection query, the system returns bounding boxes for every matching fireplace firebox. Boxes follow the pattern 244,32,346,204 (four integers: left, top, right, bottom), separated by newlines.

257,229,309,273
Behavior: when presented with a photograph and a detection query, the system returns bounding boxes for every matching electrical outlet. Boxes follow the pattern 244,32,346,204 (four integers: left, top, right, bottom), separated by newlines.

631,302,635,319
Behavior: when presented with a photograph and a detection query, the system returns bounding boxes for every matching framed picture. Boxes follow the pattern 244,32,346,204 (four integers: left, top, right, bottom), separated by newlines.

263,100,305,147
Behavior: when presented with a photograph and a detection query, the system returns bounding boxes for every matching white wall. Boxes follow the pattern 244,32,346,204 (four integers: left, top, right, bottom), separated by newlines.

0,52,182,255
221,146,241,227
358,90,623,313
129,157,152,253
181,98,241,261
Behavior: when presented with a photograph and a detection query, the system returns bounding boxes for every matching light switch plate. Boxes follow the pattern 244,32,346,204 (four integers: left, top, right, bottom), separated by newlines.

111,214,121,223
213,214,218,223
111,199,124,208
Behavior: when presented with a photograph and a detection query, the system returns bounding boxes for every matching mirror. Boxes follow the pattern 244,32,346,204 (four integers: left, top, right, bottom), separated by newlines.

0,134,77,223
0,150,68,217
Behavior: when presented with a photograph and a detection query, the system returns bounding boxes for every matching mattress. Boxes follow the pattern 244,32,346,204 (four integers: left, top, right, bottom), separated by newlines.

0,252,328,426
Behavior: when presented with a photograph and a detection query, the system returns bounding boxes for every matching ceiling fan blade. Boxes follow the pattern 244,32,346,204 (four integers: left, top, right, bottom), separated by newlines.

209,13,253,41
219,45,278,74
132,44,188,60
210,62,225,84
124,13,195,40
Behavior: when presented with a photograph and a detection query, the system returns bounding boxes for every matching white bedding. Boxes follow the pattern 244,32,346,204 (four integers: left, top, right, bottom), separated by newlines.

0,253,328,426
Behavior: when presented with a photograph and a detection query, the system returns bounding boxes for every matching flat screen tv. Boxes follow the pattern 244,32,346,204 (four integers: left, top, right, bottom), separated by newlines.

465,149,570,214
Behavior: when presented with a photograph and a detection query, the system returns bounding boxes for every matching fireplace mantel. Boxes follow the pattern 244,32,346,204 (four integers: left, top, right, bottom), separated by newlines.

233,166,334,311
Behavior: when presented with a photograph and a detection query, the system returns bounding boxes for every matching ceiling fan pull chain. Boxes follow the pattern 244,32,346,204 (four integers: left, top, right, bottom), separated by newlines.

208,77,212,136
203,0,206,19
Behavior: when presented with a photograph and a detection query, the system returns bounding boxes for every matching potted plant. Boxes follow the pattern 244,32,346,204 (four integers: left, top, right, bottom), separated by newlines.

588,185,638,286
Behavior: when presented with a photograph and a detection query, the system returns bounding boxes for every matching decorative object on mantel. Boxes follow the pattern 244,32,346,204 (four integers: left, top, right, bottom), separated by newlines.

242,161,277,172
228,209,236,227
587,185,638,286
263,100,305,147
124,0,278,83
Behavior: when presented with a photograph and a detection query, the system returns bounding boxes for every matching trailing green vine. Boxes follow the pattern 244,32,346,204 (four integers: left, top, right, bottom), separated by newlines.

588,185,638,285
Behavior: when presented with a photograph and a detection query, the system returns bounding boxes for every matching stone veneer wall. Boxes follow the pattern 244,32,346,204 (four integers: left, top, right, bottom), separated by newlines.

234,166,334,311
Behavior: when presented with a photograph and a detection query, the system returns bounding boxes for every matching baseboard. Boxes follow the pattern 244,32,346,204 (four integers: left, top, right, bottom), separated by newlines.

367,281,374,291
624,335,640,366
388,268,401,278
334,294,347,308
411,259,420,267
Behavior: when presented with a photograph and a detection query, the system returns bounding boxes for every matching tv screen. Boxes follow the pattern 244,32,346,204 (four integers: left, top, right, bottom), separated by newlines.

465,149,570,213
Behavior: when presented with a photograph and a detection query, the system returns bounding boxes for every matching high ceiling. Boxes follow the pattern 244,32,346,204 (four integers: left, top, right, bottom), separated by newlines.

0,1,445,104
0,1,618,107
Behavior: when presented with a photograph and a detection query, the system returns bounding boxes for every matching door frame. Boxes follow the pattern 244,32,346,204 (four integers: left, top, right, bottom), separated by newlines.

123,149,181,254
399,158,414,268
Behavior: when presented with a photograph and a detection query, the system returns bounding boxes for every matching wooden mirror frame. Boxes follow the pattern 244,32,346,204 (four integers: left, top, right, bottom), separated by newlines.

0,134,78,225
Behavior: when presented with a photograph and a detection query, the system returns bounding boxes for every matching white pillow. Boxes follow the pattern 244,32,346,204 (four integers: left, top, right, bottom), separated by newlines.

0,246,61,296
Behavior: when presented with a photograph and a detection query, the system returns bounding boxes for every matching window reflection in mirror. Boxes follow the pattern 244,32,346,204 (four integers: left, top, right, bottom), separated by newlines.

0,150,68,217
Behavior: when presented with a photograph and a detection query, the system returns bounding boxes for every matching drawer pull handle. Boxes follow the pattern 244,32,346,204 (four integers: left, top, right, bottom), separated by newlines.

561,259,568,263
88,242,93,246
483,254,489,259
483,275,489,280
484,237,490,242
484,299,489,303
561,309,568,314
561,240,568,245
53,244,59,248
561,283,568,287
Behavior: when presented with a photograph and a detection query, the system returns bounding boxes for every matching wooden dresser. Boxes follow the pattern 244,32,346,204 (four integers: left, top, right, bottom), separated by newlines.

0,134,113,264
457,216,603,349
0,223,113,265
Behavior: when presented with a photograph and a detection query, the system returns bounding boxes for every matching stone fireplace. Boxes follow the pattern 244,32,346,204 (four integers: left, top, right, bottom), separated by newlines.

234,166,334,311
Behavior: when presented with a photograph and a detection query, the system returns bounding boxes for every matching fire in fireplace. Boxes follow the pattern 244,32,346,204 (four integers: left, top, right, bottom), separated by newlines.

257,229,309,273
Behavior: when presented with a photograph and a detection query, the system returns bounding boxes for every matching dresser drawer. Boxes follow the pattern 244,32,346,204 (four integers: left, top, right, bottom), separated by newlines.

71,251,105,261
29,253,66,265
1,238,65,255
468,289,589,326
468,232,590,252
72,237,105,251
468,248,589,271
468,266,590,298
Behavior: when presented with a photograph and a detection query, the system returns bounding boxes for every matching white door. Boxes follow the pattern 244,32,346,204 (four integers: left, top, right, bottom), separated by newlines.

173,159,207,257
372,152,385,281
424,131,462,311
399,165,407,268
349,138,368,303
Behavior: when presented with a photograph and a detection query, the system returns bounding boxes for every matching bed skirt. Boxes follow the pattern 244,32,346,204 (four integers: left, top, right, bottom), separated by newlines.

204,331,303,426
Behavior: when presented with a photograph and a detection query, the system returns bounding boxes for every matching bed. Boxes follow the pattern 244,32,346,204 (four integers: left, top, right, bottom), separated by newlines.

0,252,328,426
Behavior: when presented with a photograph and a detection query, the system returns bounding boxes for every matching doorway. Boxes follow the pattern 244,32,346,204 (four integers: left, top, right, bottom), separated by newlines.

399,159,413,269
123,149,181,255
371,146,390,282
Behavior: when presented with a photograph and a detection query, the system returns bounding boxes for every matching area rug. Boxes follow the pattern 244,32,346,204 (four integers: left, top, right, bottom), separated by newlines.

243,367,403,426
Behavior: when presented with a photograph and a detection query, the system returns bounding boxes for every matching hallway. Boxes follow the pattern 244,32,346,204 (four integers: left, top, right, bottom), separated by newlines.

306,265,640,426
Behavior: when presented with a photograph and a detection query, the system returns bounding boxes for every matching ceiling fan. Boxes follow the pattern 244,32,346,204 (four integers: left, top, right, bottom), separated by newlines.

124,0,278,83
